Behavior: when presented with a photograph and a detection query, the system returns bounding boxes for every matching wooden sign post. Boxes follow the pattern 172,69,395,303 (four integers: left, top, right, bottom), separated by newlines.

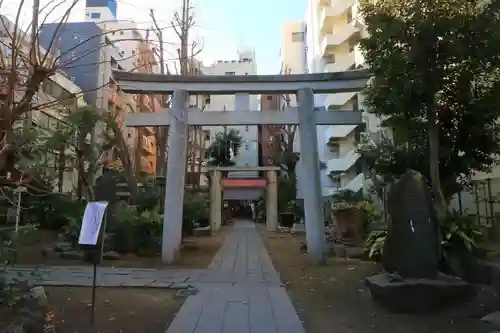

77,201,109,325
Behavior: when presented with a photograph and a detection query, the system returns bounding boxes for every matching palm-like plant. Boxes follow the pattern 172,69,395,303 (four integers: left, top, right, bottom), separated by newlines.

205,129,242,167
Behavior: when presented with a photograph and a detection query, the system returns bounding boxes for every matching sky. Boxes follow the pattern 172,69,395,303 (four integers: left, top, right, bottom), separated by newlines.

4,0,307,74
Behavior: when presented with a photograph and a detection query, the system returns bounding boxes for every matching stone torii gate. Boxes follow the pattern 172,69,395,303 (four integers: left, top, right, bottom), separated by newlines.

112,70,370,264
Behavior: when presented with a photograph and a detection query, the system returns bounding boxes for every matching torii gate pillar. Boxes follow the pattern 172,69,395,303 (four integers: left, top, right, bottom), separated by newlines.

162,90,189,263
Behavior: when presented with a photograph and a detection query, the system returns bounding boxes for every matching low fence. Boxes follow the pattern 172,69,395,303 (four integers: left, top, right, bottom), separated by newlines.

449,178,500,225
449,178,500,242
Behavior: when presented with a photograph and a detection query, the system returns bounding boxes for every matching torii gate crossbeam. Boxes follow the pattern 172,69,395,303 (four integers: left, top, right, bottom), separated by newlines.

112,69,370,264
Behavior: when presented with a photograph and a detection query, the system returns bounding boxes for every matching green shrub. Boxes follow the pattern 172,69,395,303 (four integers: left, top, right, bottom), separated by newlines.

0,225,38,305
108,193,211,255
364,230,387,261
133,209,163,256
136,182,160,212
63,217,83,247
441,210,485,253
30,193,86,230
112,203,162,256
182,192,209,236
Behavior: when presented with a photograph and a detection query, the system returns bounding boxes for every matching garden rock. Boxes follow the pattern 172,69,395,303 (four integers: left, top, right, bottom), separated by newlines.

382,170,440,279
59,250,84,260
366,273,474,314
193,226,211,237
7,287,50,333
103,250,121,260
481,311,500,332
366,170,474,313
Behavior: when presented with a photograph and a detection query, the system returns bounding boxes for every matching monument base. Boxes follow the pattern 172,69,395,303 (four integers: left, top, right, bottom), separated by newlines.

366,273,475,314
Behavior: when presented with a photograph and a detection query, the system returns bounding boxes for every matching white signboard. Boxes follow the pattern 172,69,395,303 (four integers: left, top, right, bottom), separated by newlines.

78,201,109,246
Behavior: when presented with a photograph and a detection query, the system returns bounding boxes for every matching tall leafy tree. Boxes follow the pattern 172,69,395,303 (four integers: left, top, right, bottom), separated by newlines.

359,0,500,219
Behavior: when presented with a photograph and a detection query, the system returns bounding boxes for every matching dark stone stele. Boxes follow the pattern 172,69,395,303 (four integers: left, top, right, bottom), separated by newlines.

365,170,475,314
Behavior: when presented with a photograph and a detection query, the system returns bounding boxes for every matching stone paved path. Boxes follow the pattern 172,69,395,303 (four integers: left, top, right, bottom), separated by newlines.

7,220,305,333
6,265,205,288
167,220,305,333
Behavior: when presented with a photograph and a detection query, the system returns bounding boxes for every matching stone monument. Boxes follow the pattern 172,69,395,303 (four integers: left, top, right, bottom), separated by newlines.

365,170,474,313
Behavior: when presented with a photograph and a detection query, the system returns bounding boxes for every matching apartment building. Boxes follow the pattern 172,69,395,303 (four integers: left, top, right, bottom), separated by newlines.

84,1,207,181
201,50,260,178
259,95,282,167
299,0,383,196
0,15,85,192
103,20,161,175
39,17,158,175
85,0,117,22
280,21,308,156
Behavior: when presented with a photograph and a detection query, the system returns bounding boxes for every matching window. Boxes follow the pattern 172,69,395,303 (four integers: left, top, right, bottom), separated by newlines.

329,142,340,157
330,177,341,189
225,72,235,76
245,144,249,151
291,32,305,42
245,125,249,132
90,12,101,19
325,55,336,64
266,95,273,101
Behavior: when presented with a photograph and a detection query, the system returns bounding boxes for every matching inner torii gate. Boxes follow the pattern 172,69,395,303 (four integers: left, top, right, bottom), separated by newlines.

112,70,370,264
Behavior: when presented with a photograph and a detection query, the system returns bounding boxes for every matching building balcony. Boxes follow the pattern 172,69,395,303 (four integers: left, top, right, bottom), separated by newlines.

141,135,155,155
320,0,357,34
143,126,155,135
325,92,357,109
140,156,153,174
108,88,124,109
323,172,365,196
342,172,365,192
140,95,153,112
321,22,361,58
324,51,355,73
326,148,360,173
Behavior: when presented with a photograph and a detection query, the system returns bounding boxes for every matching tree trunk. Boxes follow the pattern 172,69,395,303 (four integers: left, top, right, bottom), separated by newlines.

427,109,447,221
155,127,167,176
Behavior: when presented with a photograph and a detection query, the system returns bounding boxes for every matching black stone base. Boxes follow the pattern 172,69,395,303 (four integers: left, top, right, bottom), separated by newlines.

365,273,475,314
